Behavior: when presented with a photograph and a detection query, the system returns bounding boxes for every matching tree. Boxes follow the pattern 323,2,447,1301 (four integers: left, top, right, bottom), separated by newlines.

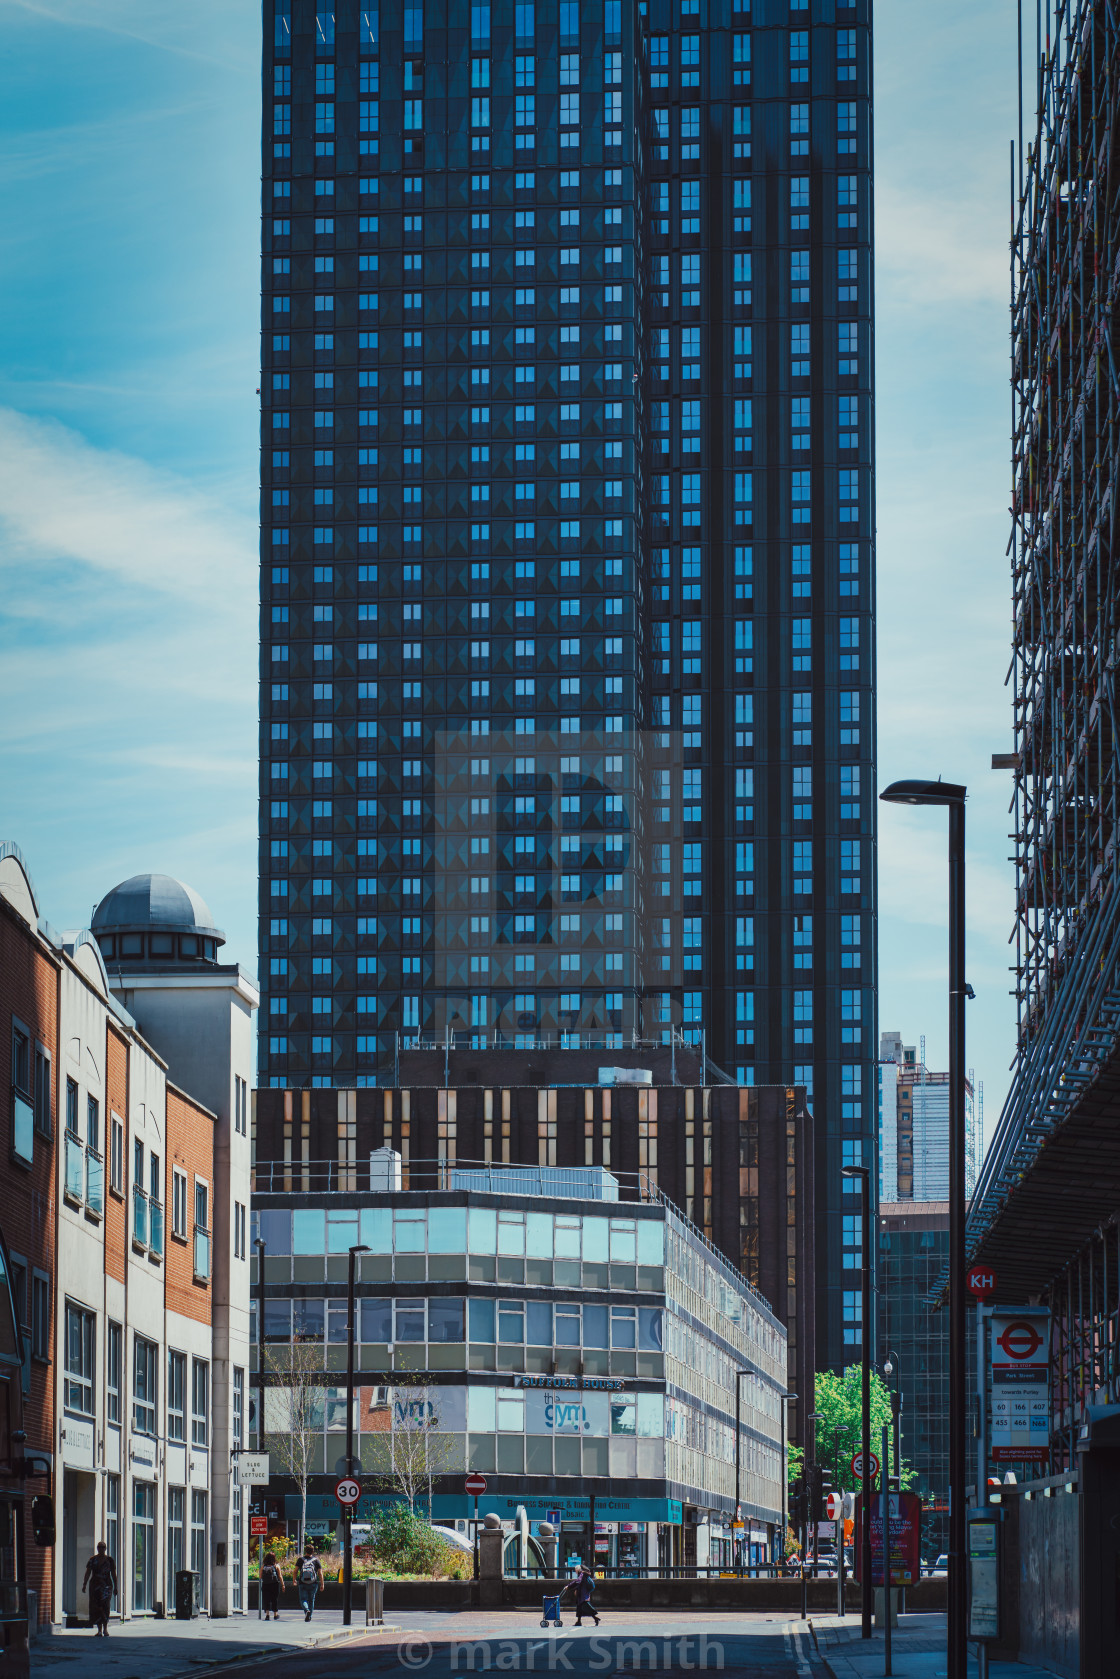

802,1366,916,1494
366,1382,460,1515
264,1339,327,1548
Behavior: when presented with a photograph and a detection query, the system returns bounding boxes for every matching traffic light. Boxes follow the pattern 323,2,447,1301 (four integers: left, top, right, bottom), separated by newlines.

807,1462,821,1519
818,1465,834,1516
790,1477,807,1530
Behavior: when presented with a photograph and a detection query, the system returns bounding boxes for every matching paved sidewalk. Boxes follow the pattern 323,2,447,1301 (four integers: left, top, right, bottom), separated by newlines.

30,1609,399,1679
810,1613,1059,1679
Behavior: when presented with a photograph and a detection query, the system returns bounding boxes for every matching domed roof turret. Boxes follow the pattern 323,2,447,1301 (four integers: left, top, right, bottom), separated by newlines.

92,874,225,964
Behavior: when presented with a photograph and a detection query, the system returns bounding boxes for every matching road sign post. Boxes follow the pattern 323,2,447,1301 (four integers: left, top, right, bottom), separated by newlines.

850,1450,880,1482
465,1474,487,1580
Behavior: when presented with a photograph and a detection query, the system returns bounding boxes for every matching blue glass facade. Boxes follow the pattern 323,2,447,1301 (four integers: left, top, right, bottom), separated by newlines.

258,0,875,1369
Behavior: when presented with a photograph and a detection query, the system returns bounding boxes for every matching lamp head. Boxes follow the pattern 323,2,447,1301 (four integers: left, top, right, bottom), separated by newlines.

880,778,967,807
884,1357,894,1378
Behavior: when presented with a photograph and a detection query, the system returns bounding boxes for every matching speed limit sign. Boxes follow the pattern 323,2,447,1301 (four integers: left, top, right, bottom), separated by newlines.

850,1451,880,1481
335,1477,362,1507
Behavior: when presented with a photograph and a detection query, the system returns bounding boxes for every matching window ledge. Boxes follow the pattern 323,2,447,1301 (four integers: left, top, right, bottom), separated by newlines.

63,1190,82,1208
84,1208,102,1226
148,1251,163,1267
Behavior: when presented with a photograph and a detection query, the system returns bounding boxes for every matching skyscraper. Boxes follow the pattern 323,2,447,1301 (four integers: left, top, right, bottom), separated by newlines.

259,0,875,1368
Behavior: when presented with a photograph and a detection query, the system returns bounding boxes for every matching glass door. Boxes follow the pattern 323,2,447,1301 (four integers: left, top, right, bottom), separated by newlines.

167,1488,185,1609
132,1481,155,1612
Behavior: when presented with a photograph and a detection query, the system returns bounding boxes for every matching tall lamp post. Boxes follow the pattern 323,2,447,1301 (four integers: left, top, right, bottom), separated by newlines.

882,1352,902,1488
880,778,967,1679
342,1242,371,1627
254,1235,266,1620
841,1162,872,1639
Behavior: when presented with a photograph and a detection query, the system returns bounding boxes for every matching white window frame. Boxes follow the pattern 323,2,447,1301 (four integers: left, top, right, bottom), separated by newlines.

172,1168,188,1240
110,1113,124,1195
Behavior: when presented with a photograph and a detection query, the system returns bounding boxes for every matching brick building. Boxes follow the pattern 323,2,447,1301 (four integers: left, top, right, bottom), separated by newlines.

0,847,256,1625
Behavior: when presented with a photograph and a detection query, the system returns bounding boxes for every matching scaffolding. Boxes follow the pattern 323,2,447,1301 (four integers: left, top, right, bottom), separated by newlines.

971,0,1120,1250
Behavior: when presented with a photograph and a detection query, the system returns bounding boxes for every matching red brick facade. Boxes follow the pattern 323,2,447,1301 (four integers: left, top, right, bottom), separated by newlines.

0,886,59,1623
165,1085,215,1326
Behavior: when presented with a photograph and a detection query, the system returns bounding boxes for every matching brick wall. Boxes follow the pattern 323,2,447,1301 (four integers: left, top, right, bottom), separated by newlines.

165,1086,214,1327
0,896,59,1623
104,1025,128,1286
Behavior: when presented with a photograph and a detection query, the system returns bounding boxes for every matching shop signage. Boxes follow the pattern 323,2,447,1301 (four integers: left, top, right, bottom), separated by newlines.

290,1492,683,1524
129,1435,157,1470
61,1419,94,1470
235,1453,270,1486
512,1374,625,1391
990,1310,1050,1464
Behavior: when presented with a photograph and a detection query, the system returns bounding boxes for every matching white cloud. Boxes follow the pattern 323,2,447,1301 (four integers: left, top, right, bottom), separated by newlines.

0,406,258,968
0,406,256,603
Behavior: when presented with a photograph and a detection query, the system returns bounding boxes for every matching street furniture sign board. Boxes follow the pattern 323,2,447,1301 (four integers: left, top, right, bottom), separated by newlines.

990,1311,1050,1464
967,1514,1000,1640
853,1491,922,1587
235,1453,270,1485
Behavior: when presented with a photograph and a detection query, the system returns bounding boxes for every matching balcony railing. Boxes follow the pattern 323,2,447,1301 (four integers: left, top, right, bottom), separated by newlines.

194,1227,211,1280
150,1201,165,1258
85,1148,104,1217
64,1133,84,1201
133,1185,148,1247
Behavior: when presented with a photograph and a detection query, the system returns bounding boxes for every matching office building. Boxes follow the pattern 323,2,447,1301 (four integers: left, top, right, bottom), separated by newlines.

251,1160,787,1568
0,846,256,1624
258,0,876,1373
253,1046,819,1436
877,1199,949,1561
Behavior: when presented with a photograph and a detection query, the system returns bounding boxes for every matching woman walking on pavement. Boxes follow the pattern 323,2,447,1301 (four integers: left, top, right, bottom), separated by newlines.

81,1541,118,1637
261,1552,283,1620
293,1548,324,1621
574,1562,600,1628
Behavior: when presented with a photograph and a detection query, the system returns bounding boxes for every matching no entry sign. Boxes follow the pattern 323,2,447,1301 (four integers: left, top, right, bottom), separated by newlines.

465,1474,488,1496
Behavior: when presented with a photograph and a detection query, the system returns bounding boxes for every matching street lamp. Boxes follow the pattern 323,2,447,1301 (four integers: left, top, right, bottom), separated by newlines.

343,1242,371,1627
254,1235,266,1621
841,1162,872,1640
880,777,967,1679
882,1353,902,1490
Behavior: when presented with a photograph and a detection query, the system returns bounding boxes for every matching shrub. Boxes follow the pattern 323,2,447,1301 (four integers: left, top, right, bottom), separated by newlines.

369,1504,463,1578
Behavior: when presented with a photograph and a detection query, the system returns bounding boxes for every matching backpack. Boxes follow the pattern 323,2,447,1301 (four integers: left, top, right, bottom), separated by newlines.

300,1558,318,1585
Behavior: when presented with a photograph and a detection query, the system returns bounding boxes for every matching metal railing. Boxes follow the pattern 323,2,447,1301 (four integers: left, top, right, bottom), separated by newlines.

85,1147,104,1217
133,1185,148,1246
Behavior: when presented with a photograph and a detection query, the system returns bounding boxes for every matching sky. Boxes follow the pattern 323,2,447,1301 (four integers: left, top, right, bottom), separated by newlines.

0,0,1023,1139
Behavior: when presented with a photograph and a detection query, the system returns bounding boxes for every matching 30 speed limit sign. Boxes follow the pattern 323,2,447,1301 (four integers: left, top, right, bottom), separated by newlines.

335,1477,362,1507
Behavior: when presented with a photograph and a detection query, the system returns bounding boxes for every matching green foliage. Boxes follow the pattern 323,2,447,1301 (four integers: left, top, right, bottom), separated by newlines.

811,1367,916,1491
368,1503,467,1578
786,1443,804,1489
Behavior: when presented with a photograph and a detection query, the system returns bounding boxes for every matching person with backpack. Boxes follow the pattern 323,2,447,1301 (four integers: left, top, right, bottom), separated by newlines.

260,1552,283,1620
293,1548,324,1621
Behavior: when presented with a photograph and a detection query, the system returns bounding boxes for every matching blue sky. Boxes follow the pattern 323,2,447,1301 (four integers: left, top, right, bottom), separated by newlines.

0,0,1021,1137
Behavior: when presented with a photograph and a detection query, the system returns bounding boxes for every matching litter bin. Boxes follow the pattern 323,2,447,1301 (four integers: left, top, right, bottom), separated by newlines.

365,1578,384,1626
175,1570,201,1620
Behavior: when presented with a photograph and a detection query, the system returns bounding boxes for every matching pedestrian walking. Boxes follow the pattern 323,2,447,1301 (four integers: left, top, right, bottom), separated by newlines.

261,1552,283,1620
293,1548,324,1621
81,1541,118,1637
573,1562,600,1628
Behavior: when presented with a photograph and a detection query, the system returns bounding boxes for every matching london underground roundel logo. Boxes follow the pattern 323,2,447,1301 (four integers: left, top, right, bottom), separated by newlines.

996,1320,1043,1361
